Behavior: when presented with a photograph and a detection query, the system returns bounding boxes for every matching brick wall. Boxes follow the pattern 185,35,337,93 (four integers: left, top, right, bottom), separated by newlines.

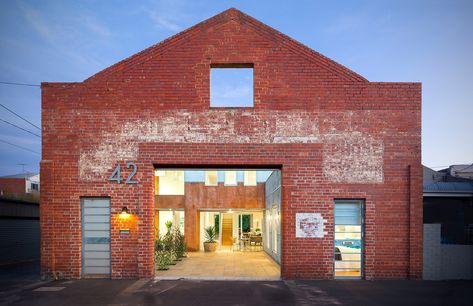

0,178,26,196
40,8,422,279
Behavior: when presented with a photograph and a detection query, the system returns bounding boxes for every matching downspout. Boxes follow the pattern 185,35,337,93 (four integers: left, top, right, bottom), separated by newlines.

407,165,411,278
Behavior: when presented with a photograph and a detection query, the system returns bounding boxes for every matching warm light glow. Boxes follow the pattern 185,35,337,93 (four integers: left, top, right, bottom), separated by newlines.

154,170,166,176
224,171,237,185
244,171,257,186
158,170,185,195
119,206,130,218
205,171,218,186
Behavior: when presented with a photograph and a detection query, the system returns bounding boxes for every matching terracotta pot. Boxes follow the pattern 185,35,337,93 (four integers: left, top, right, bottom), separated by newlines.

204,242,217,252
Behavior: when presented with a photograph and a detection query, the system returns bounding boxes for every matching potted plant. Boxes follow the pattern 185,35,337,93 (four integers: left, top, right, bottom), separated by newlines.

165,221,173,234
203,226,217,252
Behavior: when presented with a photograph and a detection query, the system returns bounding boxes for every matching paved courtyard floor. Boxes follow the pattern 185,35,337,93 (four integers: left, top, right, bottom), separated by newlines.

155,250,281,280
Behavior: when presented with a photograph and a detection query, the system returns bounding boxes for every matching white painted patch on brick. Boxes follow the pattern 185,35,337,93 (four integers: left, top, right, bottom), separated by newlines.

322,133,384,184
78,110,383,183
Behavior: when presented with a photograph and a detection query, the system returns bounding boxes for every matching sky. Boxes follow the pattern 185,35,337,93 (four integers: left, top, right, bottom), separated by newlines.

0,0,472,176
211,68,254,107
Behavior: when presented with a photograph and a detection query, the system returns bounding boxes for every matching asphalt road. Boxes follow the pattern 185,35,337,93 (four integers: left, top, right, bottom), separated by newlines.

0,262,471,306
1,278,471,306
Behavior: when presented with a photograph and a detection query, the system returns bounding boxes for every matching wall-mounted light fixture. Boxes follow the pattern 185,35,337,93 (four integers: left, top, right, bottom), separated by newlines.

120,206,130,216
119,206,131,233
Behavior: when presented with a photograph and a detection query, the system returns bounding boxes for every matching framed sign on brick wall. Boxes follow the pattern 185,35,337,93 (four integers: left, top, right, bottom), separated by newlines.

296,213,326,238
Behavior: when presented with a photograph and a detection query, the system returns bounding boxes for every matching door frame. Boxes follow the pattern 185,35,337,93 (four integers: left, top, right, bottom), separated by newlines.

81,197,111,278
333,199,365,280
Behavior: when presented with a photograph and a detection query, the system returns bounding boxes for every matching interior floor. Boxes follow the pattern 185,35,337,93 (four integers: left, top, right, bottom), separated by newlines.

155,250,280,280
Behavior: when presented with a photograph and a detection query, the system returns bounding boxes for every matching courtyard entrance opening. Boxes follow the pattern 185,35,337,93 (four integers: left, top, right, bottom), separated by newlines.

154,168,281,280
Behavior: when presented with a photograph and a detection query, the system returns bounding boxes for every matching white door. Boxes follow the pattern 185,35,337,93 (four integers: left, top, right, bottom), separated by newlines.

82,198,110,277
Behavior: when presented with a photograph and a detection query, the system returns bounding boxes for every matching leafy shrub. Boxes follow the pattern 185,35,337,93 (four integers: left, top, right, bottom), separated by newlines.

155,250,172,270
173,226,187,259
155,225,187,270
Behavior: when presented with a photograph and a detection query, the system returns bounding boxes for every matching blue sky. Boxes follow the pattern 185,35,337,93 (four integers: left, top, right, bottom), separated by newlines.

0,0,472,176
211,68,254,107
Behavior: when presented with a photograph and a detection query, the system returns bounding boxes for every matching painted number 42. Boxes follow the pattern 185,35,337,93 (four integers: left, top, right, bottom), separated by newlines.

109,162,138,184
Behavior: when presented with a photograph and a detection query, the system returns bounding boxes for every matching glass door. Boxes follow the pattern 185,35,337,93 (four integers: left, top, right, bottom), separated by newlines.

271,205,279,255
334,200,363,279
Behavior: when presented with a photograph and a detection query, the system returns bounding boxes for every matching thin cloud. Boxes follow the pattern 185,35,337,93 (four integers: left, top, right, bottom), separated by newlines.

16,1,111,74
150,13,182,31
213,85,252,100
144,0,191,32
82,16,112,37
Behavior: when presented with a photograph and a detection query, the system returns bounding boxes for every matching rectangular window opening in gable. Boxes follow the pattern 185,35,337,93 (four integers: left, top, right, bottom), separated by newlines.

244,171,257,186
205,171,218,186
210,64,254,108
224,171,237,186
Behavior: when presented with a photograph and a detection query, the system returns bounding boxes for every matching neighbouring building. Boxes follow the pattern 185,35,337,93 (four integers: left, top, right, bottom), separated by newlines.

0,197,40,264
0,172,40,200
446,164,473,180
41,8,422,280
423,165,473,280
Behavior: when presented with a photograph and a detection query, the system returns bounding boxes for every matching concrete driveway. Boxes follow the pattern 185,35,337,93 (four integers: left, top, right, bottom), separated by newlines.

1,277,471,306
155,250,280,280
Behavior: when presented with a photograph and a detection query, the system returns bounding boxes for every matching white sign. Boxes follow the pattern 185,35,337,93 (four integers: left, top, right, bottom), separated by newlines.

296,213,326,238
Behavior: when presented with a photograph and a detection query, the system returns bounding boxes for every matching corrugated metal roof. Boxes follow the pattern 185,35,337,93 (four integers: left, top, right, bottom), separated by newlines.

451,164,473,173
0,172,38,179
423,182,473,193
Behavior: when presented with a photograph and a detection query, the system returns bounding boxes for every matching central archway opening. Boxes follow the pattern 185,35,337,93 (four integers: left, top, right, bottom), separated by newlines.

153,167,281,280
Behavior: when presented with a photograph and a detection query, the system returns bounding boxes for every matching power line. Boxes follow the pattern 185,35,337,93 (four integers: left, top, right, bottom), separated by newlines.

0,81,40,87
0,118,41,138
0,139,40,155
0,104,41,131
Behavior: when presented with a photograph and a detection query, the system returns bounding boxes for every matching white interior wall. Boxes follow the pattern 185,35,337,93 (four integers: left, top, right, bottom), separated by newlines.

252,211,263,231
158,211,173,238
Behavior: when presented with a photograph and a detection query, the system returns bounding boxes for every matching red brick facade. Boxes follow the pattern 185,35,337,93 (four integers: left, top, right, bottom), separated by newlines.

40,8,422,280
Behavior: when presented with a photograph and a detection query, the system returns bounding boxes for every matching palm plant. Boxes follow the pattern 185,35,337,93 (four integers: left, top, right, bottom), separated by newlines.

204,226,217,243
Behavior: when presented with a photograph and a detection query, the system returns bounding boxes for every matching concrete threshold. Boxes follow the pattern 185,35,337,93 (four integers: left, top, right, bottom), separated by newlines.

154,276,281,282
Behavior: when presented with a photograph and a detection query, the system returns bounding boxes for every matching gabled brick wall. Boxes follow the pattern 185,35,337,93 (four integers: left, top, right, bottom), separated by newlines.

41,8,422,280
